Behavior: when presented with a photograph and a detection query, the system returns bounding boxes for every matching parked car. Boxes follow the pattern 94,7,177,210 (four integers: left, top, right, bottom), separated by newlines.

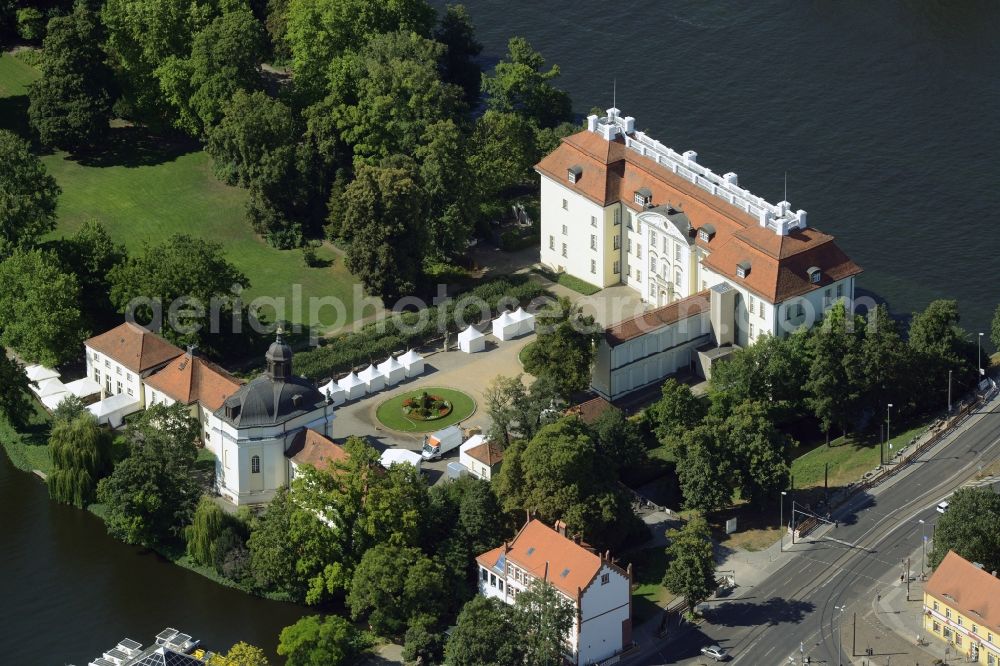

937,501,950,514
700,645,730,661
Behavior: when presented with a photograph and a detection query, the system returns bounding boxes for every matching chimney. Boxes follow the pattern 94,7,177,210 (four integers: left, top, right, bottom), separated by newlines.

623,116,635,133
186,344,197,358
682,150,698,164
797,209,808,228
554,519,567,537
587,114,599,132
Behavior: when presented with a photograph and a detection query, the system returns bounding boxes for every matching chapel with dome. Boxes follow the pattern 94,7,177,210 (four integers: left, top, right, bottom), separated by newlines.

205,329,336,505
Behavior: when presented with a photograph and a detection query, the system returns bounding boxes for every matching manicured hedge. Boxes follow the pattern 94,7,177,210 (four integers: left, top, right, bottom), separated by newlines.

294,277,548,381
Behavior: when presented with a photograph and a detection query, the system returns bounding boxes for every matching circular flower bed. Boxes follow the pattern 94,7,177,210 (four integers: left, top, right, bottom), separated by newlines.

401,391,453,421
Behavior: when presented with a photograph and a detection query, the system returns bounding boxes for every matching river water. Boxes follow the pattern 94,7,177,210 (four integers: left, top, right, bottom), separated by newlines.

0,452,306,664
446,0,1000,340
3,4,999,665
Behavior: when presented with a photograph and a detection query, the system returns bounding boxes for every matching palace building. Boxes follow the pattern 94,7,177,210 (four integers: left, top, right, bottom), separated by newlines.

537,108,862,348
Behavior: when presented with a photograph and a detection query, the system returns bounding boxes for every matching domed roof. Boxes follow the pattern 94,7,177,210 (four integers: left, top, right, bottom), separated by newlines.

217,375,325,428
266,330,293,364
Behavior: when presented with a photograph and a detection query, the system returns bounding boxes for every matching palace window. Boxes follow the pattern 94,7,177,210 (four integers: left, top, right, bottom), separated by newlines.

636,269,641,282
549,236,555,250
675,270,682,288
675,245,681,262
562,199,568,210
568,165,582,184
126,373,132,382
614,208,621,225
590,216,597,227
836,283,843,299
251,455,260,474
649,282,655,297
634,188,652,206
127,388,133,397
933,621,940,633
808,266,822,284
116,366,122,375
750,323,755,338
958,617,963,627
562,243,567,258
627,239,632,254
973,625,978,635
613,235,620,250
116,381,122,394
759,303,766,320
562,224,568,235
601,573,610,585
93,369,100,383
749,294,756,315
636,243,642,259
650,257,657,274
946,609,952,619
590,260,597,274
613,260,620,275
104,359,110,368
591,235,597,250
736,261,751,279
649,229,655,245
481,568,488,582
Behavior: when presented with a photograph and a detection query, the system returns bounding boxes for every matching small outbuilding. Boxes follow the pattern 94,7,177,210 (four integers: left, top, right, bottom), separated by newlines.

458,325,486,354
398,349,425,378
491,310,519,341
338,371,367,401
377,355,407,386
317,379,347,406
358,364,385,393
380,448,423,471
510,307,536,337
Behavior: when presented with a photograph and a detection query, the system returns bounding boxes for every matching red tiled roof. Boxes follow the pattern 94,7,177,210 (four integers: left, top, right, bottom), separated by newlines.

284,429,350,472
604,291,711,346
536,130,863,304
84,323,183,374
568,396,614,424
144,352,243,411
476,519,604,600
465,441,504,467
925,551,1000,634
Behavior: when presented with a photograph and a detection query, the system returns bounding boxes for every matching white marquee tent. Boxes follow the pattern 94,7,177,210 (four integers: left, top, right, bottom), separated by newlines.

398,349,425,378
380,448,423,471
87,393,142,428
32,377,67,398
338,372,367,401
25,364,60,383
491,310,519,341
318,379,347,406
377,355,406,386
40,389,72,411
458,325,486,354
510,307,536,337
358,364,385,393
64,377,102,399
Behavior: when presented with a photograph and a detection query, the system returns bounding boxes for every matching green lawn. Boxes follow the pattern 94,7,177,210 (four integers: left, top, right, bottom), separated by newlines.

625,547,676,625
790,423,928,489
0,52,362,331
375,388,477,433
0,402,53,475
532,268,602,296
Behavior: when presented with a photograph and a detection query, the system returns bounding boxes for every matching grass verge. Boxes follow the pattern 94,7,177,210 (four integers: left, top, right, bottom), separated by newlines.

625,547,676,625
375,387,476,433
1,52,363,331
0,403,52,475
532,268,602,296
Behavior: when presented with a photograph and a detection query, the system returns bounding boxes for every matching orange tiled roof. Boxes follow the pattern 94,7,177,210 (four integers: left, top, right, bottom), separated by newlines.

604,291,711,346
925,551,1000,634
144,352,243,411
476,519,604,600
536,130,863,304
465,440,504,467
568,396,614,424
284,429,350,472
84,323,183,373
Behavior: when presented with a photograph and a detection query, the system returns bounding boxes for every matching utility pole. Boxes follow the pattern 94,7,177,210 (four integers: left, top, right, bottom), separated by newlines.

852,612,857,657
824,463,829,502
791,500,797,544
948,369,953,413
779,490,787,552
919,519,927,575
886,403,893,463
979,332,984,383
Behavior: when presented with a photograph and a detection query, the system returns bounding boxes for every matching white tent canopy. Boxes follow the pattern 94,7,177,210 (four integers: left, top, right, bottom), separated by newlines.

40,390,72,411
64,377,102,399
358,364,385,393
87,393,142,428
318,379,346,406
33,378,67,398
457,325,486,353
491,310,519,341
398,349,425,378
380,448,423,470
510,307,536,337
25,364,60,383
377,356,406,386
338,372,367,400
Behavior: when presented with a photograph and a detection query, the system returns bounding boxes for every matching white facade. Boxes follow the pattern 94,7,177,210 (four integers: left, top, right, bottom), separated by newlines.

206,402,334,506
478,553,631,665
85,346,146,404
539,177,619,290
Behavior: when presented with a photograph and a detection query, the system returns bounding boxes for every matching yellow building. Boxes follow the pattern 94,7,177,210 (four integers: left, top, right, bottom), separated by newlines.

923,550,1000,664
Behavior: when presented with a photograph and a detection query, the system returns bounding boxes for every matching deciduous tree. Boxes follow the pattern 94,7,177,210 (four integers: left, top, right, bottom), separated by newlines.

277,614,366,666
27,3,114,149
804,302,864,435
48,412,113,508
514,581,575,666
674,419,731,512
185,496,249,573
207,641,270,666
726,401,791,507
468,110,537,206
0,130,60,257
522,296,600,399
0,248,88,366
662,515,717,611
416,119,476,259
648,378,706,445
929,487,1000,573
908,299,977,408
348,543,449,636
0,353,33,429
207,89,297,188
444,596,525,666
340,157,426,302
588,404,647,475
481,37,572,128
434,4,482,106
55,220,127,330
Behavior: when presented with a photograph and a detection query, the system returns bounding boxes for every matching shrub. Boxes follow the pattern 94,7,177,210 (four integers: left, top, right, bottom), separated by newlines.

16,8,45,42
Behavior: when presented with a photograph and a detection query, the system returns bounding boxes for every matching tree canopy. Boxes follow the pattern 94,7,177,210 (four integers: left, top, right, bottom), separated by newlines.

277,614,366,666
522,296,600,399
0,353,33,429
0,130,61,258
48,411,113,508
28,2,114,149
929,487,1000,573
207,641,270,666
0,248,89,366
662,514,717,610
481,36,572,129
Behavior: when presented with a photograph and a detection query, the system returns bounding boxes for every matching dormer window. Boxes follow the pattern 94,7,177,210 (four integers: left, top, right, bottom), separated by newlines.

634,187,652,206
736,260,751,279
807,266,821,284
567,165,582,184
698,224,716,242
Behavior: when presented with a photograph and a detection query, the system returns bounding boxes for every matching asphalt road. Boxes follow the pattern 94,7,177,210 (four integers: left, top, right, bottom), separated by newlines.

643,398,1000,666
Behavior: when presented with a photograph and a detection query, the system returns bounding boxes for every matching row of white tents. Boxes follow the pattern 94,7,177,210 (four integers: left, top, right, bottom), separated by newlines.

457,307,536,353
318,349,426,406
24,364,102,411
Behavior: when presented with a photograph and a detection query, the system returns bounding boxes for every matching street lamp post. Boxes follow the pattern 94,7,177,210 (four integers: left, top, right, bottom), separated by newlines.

835,604,847,666
919,519,927,576
948,369,953,413
886,403,893,464
979,332,985,383
779,491,787,552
